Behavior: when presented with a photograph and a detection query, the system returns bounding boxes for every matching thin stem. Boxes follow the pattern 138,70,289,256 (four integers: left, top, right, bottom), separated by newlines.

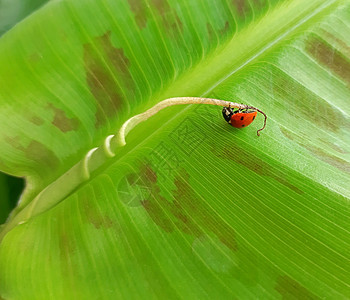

116,97,267,145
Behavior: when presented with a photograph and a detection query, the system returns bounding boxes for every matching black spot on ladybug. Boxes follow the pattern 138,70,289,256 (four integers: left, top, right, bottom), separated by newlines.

240,116,244,120
253,116,255,120
242,125,245,127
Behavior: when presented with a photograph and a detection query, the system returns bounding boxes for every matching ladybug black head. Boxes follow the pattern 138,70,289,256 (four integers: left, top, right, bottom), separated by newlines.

222,107,234,123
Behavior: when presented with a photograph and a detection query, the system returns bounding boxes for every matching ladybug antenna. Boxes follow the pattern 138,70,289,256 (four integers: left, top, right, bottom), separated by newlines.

246,105,267,136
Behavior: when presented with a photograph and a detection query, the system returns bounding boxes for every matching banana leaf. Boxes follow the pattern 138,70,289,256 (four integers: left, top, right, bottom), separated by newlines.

0,0,349,298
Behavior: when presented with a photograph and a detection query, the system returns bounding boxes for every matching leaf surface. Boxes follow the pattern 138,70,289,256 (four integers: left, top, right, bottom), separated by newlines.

0,0,349,298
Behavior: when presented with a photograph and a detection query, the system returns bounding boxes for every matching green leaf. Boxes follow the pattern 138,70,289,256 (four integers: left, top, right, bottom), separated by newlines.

0,0,350,298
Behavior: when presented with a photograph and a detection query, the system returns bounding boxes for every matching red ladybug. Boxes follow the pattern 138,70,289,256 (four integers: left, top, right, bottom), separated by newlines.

222,107,257,128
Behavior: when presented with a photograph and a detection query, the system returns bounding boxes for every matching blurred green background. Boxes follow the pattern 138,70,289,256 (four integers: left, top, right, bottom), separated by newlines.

0,0,49,36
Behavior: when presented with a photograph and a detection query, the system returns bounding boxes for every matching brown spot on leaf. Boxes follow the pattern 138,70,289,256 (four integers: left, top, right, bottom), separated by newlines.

82,196,115,229
141,163,157,183
306,36,350,87
29,115,44,126
59,232,76,261
141,198,175,233
4,136,59,172
280,127,350,174
25,140,60,170
140,163,238,251
28,52,42,64
128,0,148,29
5,135,60,171
232,0,249,17
139,163,175,232
251,0,266,9
100,33,132,82
47,103,80,133
273,72,345,132
275,275,319,299
318,138,348,154
212,143,304,195
279,126,295,141
206,23,216,43
84,31,133,127
304,145,350,174
58,231,77,277
320,30,350,58
150,0,183,35
173,169,238,251
151,0,170,16
219,21,230,36
4,135,22,149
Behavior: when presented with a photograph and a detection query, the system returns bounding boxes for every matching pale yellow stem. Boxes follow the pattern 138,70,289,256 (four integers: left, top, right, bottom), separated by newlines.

116,97,266,146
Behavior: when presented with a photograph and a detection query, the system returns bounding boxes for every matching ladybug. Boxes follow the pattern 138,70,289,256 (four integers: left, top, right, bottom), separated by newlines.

222,103,267,136
222,107,257,129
